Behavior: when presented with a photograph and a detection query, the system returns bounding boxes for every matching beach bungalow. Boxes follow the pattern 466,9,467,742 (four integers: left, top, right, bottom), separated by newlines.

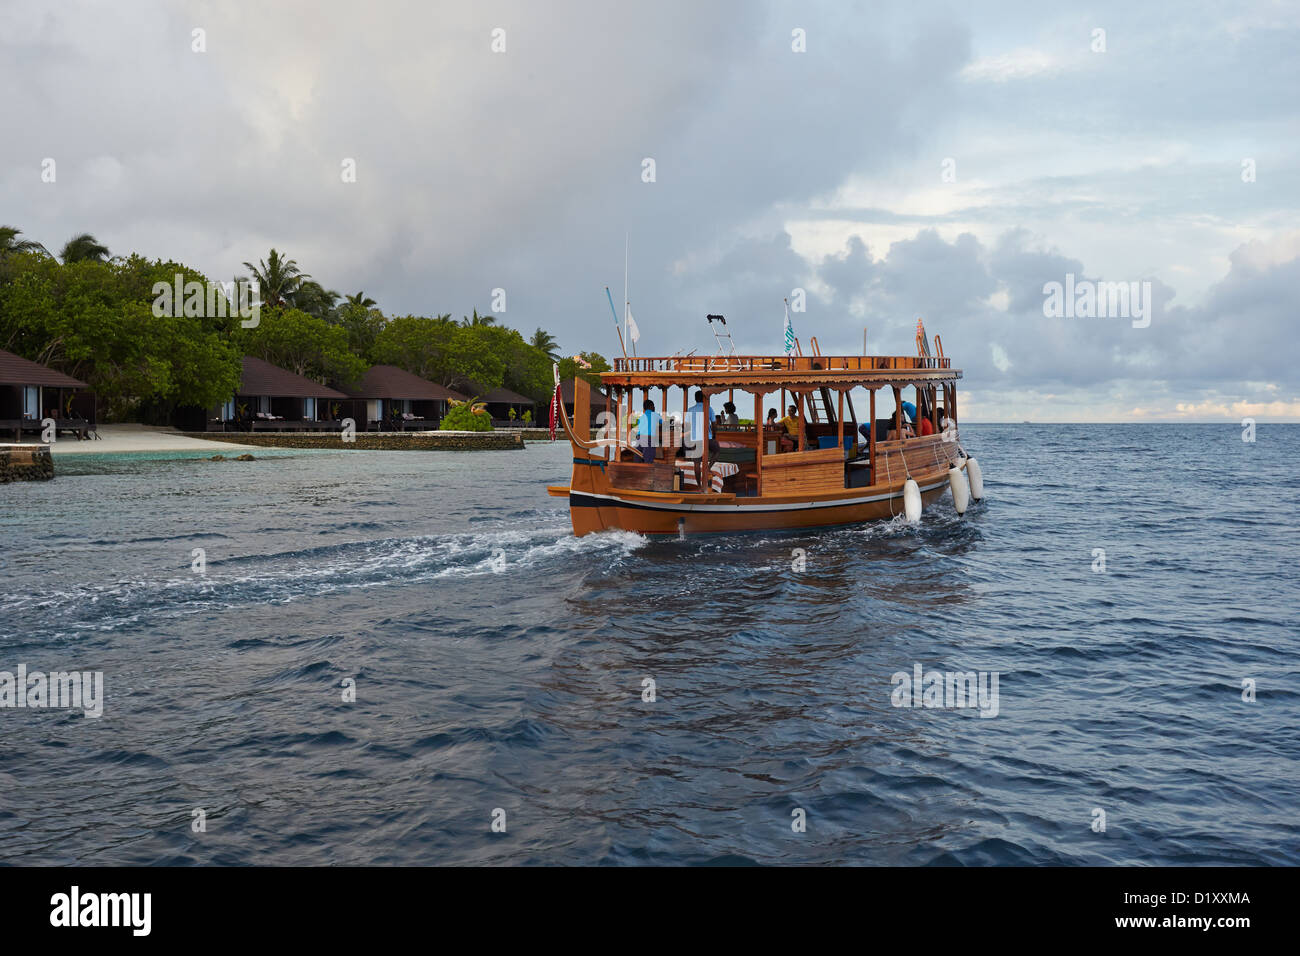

341,365,465,431
210,356,349,431
0,348,95,441
560,379,608,423
479,386,536,427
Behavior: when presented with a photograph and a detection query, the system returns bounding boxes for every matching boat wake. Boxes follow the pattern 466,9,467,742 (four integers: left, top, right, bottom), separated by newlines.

1,523,647,636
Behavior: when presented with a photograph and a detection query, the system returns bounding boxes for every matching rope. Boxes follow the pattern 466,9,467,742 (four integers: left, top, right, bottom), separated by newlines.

885,447,895,516
549,363,562,442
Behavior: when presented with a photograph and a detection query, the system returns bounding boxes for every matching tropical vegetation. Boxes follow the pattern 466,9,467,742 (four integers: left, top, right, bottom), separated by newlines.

0,226,601,423
439,396,492,431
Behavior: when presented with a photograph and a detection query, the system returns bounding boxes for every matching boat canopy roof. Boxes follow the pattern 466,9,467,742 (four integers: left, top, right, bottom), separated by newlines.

603,354,960,391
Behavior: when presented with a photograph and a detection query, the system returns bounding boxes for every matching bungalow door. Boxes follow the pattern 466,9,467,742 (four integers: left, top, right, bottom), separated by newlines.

23,386,40,420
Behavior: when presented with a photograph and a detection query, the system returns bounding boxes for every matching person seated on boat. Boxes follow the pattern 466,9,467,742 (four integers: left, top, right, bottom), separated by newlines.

766,408,790,451
780,404,803,451
719,402,739,428
887,418,915,441
917,412,934,436
634,399,662,464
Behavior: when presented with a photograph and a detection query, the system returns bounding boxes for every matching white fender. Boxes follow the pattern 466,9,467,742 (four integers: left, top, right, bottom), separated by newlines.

903,478,922,523
948,466,969,516
966,457,984,502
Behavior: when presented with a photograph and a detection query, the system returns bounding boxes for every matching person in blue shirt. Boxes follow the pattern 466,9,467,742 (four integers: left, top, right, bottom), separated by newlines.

683,390,719,489
635,398,662,463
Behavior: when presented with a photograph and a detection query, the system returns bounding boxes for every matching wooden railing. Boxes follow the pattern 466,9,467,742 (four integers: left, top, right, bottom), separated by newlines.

611,354,952,374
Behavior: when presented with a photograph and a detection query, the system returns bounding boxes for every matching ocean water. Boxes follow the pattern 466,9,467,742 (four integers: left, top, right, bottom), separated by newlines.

1,424,1297,866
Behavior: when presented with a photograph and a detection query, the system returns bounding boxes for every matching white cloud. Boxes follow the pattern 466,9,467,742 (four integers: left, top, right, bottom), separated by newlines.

960,48,1060,83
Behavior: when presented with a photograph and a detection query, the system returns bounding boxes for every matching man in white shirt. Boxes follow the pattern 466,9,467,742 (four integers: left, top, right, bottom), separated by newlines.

683,390,719,491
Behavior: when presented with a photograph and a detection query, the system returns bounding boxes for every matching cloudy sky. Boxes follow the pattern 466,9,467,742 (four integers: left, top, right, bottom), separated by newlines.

3,0,1297,420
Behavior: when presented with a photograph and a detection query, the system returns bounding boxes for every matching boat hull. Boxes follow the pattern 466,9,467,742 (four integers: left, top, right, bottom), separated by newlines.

565,480,951,536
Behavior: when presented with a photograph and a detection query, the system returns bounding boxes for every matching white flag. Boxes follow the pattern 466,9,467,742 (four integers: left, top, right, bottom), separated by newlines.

783,300,795,355
625,304,640,344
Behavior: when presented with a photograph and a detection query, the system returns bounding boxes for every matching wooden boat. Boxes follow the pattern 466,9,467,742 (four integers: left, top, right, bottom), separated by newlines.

547,332,983,536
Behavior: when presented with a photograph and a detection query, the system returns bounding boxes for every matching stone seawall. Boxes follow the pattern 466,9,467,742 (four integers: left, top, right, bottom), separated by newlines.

182,431,524,451
517,428,599,442
0,444,55,482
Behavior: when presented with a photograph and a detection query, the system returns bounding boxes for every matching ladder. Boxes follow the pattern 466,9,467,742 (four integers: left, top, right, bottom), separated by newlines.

706,314,736,356
806,389,828,424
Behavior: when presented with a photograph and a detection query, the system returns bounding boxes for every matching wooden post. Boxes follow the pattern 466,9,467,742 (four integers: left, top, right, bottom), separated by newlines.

661,385,669,460
753,388,764,497
837,387,845,463
893,385,902,436
700,388,711,494
869,388,877,482
604,387,611,458
797,390,806,452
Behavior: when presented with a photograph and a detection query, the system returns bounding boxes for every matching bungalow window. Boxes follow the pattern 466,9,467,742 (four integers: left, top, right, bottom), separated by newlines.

221,399,235,420
258,395,270,414
303,397,316,420
23,386,39,419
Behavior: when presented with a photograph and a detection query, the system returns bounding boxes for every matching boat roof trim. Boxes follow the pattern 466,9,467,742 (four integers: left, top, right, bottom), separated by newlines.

602,354,960,388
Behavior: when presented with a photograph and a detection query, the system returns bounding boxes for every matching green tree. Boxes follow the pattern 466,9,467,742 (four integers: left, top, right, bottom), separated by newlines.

558,351,610,388
236,306,366,388
337,301,386,357
0,253,240,418
242,248,310,308
346,291,377,309
371,314,506,391
295,280,341,320
473,325,551,401
460,309,495,328
529,327,560,362
0,226,48,258
59,233,110,263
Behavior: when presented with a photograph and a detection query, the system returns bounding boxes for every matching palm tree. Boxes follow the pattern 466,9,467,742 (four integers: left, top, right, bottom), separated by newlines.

530,328,560,361
295,280,341,320
460,309,495,328
242,248,310,308
59,233,109,263
0,226,47,257
346,291,377,309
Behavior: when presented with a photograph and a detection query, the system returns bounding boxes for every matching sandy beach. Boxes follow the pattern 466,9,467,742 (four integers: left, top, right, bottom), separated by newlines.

44,423,256,455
